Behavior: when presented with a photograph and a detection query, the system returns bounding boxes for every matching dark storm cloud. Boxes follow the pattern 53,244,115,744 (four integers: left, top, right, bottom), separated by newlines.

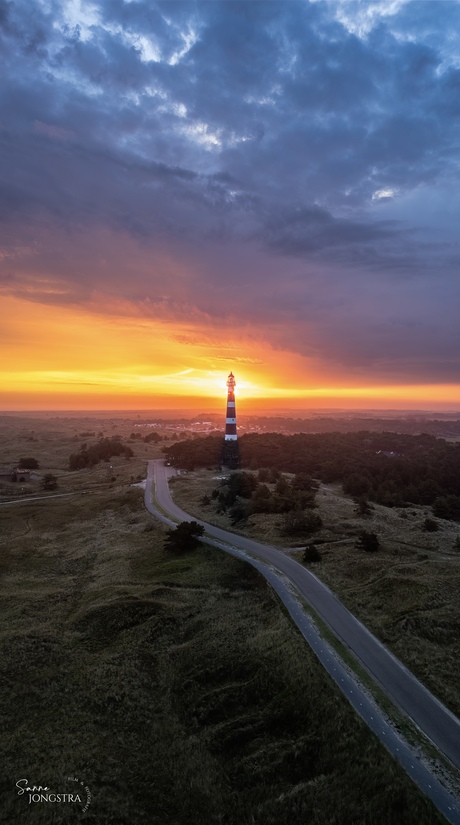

263,204,398,254
1,0,460,382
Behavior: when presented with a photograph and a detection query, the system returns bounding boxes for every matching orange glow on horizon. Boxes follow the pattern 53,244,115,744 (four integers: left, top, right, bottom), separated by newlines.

1,296,459,412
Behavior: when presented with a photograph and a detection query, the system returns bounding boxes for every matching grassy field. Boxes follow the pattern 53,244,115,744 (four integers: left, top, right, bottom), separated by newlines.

169,469,460,720
0,413,165,498
0,417,450,823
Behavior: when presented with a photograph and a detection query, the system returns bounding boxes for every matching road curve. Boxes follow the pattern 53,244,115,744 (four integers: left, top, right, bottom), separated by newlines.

148,459,460,773
145,460,460,823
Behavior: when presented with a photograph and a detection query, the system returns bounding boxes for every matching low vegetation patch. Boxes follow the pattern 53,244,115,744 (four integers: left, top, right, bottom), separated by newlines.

0,475,446,824
211,469,320,532
68,436,134,470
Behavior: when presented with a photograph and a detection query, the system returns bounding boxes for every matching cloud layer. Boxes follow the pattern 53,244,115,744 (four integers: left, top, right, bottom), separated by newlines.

1,0,460,391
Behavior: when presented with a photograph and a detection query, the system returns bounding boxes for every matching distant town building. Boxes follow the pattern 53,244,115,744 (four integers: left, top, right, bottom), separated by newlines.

0,468,32,483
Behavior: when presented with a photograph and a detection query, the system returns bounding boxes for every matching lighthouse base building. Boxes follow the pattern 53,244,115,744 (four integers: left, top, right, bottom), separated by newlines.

222,371,239,468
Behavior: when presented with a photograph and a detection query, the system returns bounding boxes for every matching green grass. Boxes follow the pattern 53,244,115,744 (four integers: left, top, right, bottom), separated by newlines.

0,417,452,824
0,478,448,824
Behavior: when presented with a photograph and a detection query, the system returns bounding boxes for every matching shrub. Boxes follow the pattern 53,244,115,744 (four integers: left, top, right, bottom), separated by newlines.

283,511,323,536
303,544,322,562
18,457,39,469
164,521,205,553
356,530,380,552
423,517,439,532
41,474,58,491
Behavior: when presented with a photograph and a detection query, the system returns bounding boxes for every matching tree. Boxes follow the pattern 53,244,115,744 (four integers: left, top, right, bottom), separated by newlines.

218,472,257,509
250,483,272,513
354,497,373,517
275,476,290,495
292,472,317,492
418,479,441,505
68,438,133,470
164,520,204,553
257,467,270,482
433,495,460,521
228,471,258,500
356,530,380,552
343,473,371,498
257,467,280,483
41,474,58,491
144,432,162,444
228,498,249,524
18,457,39,469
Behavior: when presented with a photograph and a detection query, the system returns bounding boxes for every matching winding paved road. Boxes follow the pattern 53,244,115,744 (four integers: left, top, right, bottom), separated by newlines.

145,459,460,824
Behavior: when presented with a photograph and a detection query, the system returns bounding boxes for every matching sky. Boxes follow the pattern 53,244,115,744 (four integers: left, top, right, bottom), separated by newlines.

1,0,460,411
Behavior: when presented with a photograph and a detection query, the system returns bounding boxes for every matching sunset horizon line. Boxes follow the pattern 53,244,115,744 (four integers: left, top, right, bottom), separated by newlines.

2,403,460,416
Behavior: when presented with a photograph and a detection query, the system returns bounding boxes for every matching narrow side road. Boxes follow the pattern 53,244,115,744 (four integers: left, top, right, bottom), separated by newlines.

0,492,77,505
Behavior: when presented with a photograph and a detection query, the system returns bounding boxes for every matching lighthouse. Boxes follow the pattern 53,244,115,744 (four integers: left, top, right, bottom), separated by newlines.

223,371,239,467
224,371,237,441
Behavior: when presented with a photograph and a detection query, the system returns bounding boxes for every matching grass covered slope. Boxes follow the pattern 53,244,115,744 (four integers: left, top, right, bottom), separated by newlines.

0,487,446,824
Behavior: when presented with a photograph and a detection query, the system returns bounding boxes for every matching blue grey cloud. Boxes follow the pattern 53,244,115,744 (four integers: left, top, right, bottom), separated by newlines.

1,0,459,383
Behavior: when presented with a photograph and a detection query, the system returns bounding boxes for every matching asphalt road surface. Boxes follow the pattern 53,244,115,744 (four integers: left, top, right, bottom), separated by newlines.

145,460,460,825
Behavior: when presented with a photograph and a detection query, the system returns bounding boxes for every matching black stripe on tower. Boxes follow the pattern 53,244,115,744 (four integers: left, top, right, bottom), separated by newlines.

225,424,237,435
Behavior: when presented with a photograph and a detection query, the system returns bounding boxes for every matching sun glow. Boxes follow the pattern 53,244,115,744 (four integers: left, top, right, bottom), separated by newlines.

1,295,459,411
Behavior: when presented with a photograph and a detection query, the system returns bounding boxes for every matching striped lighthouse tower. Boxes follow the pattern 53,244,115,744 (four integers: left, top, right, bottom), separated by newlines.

224,371,237,441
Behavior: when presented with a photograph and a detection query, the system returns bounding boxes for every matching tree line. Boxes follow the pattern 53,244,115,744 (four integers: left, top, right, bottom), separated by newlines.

69,437,133,470
163,431,460,520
